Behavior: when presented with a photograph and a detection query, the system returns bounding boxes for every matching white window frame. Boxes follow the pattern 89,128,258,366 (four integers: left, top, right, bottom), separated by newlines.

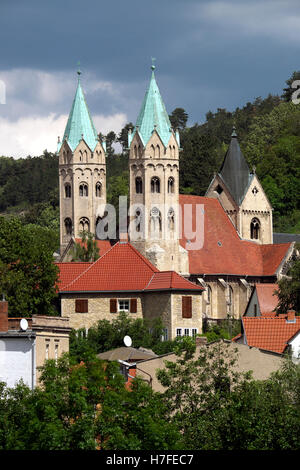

161,328,168,341
118,299,130,312
176,327,198,338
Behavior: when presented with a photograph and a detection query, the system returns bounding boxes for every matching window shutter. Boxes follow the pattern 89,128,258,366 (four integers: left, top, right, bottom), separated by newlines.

130,298,137,313
110,298,117,313
182,296,192,318
75,299,88,313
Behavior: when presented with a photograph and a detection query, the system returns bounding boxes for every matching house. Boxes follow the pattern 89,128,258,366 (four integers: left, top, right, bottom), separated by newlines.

0,298,71,389
233,310,300,362
57,241,204,340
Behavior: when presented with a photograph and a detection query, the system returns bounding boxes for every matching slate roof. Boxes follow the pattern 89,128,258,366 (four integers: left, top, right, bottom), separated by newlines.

242,315,300,354
179,194,292,276
218,128,252,205
57,242,204,294
273,233,300,244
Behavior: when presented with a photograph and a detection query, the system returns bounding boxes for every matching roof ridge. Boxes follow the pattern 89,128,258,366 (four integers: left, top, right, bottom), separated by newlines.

60,241,118,291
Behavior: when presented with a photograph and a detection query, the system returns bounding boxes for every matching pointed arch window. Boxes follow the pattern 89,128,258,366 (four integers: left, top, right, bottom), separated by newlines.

134,145,138,158
64,218,72,236
79,183,88,197
168,177,175,194
150,207,162,236
135,177,143,194
250,217,260,240
151,177,160,193
156,145,160,158
79,217,90,233
95,182,102,198
207,285,212,304
135,208,142,233
65,183,71,198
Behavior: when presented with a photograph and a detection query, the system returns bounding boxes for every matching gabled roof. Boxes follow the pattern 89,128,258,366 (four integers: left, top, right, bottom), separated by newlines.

255,283,279,316
58,74,98,152
179,194,292,276
242,316,300,354
132,66,173,148
218,127,252,205
58,242,203,294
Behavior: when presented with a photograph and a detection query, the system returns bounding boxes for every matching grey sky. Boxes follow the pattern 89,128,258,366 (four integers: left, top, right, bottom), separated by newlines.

0,0,300,157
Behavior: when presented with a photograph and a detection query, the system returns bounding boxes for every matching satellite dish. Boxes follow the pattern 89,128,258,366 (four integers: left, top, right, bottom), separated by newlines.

123,335,132,347
20,318,28,331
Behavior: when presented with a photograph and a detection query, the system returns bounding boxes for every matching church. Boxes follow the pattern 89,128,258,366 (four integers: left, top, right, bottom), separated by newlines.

56,65,296,339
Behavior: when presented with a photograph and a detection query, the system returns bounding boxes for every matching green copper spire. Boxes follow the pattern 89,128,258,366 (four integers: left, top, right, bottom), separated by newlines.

133,63,173,148
58,70,98,153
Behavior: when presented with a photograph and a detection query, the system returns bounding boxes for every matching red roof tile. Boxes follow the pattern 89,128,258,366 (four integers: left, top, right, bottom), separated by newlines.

179,195,292,276
59,242,203,294
56,262,92,290
255,283,279,316
74,238,112,257
145,271,204,291
242,316,300,354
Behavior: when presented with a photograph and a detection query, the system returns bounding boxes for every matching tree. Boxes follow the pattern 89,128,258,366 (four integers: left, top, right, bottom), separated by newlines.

157,340,300,450
117,122,134,154
70,231,100,262
105,131,116,158
275,257,300,314
0,217,59,317
169,108,188,130
0,353,180,450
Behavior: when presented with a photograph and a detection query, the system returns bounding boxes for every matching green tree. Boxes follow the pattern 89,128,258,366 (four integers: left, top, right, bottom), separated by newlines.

0,353,180,450
70,231,100,262
275,258,300,314
169,108,188,130
0,217,59,317
282,71,300,102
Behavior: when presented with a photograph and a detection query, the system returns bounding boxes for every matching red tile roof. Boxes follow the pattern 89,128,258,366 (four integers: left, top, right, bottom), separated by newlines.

58,242,203,294
242,315,300,354
255,283,279,316
56,262,92,290
179,195,292,276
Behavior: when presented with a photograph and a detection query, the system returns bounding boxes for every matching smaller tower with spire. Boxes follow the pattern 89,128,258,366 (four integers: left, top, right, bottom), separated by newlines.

206,127,273,244
128,63,189,273
58,69,107,257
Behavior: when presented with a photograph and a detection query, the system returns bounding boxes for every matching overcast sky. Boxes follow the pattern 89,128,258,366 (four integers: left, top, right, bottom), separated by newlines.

0,0,300,158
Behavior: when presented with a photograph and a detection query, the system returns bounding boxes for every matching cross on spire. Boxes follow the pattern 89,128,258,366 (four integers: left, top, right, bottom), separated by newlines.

151,57,156,71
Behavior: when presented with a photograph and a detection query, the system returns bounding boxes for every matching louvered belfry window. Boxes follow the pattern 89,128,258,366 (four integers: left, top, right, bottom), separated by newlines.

182,296,192,318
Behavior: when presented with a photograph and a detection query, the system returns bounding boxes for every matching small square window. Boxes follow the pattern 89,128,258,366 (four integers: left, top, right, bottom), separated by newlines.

118,299,130,312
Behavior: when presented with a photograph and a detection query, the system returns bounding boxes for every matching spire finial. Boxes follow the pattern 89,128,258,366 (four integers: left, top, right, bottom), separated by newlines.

77,61,81,80
231,125,237,138
151,57,156,71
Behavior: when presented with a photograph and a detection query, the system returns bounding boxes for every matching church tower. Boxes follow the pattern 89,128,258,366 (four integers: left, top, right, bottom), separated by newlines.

128,64,189,274
206,127,273,244
58,70,107,257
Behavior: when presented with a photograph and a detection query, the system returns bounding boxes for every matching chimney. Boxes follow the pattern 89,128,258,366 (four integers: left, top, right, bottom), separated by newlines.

0,296,8,332
196,336,207,346
287,310,296,323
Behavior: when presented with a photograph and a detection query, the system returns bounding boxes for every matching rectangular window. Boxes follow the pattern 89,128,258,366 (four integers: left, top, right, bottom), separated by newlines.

176,328,182,337
161,328,168,341
75,299,88,313
182,296,192,318
191,328,198,338
184,328,190,336
118,299,130,312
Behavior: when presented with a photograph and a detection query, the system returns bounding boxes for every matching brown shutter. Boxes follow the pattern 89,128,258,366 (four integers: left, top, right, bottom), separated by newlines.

130,298,137,313
182,296,192,318
75,299,88,313
110,298,117,313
